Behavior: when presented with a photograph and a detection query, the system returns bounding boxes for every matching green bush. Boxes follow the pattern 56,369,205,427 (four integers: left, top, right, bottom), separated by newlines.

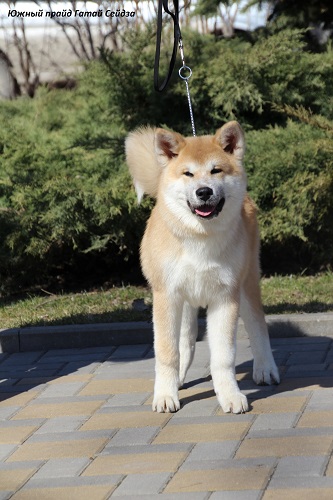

245,120,333,272
0,26,332,293
0,69,151,292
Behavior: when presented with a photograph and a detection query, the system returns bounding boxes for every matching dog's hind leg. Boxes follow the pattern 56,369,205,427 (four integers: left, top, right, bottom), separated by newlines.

179,302,198,387
240,269,280,385
152,290,182,413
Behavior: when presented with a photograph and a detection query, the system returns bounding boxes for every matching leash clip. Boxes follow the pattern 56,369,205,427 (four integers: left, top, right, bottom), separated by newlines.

178,38,196,136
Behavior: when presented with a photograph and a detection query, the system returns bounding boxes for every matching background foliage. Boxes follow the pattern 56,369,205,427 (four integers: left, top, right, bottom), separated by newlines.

0,21,332,293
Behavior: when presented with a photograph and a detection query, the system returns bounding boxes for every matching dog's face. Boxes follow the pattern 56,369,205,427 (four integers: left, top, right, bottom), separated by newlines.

155,122,247,229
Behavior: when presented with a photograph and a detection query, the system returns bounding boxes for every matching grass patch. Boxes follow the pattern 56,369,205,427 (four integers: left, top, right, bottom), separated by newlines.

0,273,332,329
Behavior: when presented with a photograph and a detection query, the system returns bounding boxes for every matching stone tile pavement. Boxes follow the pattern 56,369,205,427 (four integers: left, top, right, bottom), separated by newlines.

0,335,333,498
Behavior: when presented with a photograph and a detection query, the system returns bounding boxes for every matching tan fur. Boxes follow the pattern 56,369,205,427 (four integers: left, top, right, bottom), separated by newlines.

126,121,279,414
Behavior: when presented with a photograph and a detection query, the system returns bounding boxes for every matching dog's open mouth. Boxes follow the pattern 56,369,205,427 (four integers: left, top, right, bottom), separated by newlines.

187,198,225,219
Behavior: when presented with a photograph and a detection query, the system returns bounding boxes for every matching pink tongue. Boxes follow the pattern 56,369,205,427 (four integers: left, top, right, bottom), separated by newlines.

195,206,215,217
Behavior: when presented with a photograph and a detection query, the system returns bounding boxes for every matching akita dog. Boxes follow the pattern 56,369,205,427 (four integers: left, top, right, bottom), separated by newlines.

126,121,279,413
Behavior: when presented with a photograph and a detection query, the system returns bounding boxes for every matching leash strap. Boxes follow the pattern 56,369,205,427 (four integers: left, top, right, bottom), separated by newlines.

154,0,196,136
154,0,181,92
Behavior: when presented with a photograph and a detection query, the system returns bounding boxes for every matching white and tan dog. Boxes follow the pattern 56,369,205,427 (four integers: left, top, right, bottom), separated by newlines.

126,121,279,414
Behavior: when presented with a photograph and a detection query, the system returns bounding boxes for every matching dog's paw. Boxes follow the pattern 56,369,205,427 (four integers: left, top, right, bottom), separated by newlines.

218,391,249,414
152,394,180,413
253,360,280,385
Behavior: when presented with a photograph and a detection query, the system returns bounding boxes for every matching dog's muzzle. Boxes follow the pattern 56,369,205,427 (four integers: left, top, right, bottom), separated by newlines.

187,197,225,219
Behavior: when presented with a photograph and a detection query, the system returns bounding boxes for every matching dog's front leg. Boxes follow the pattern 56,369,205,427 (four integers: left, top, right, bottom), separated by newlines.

152,290,182,413
179,302,198,388
207,295,248,414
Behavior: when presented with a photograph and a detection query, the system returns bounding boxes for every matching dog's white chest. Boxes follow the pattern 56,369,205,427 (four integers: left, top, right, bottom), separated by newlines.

167,237,238,307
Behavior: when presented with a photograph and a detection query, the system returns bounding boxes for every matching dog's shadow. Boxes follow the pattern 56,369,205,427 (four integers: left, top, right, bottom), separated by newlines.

178,331,333,411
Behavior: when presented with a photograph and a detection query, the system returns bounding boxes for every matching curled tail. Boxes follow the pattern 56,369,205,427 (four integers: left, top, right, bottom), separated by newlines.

125,127,161,203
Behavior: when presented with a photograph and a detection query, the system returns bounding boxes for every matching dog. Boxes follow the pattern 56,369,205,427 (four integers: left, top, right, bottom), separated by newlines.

126,121,280,413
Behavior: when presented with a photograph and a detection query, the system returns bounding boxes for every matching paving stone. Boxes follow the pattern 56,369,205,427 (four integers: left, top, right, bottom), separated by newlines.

32,457,90,479
23,475,122,488
0,379,18,387
153,422,250,444
297,410,333,427
57,361,101,375
83,451,188,475
0,391,39,407
98,404,154,414
286,351,327,365
243,427,333,438
183,441,240,462
47,373,93,385
272,456,327,477
325,455,333,476
249,413,298,432
0,369,60,379
136,495,209,500
225,395,307,415
106,426,159,447
37,381,87,398
168,415,254,426
210,492,262,500
0,444,18,461
96,357,155,373
35,415,87,434
276,376,333,392
0,492,11,500
0,406,20,420
0,468,37,491
0,352,43,366
12,475,123,499
11,399,104,420
27,429,117,443
285,370,330,379
0,461,44,471
109,344,151,359
81,410,171,430
267,476,333,489
100,443,193,456
235,435,332,458
41,346,116,358
181,457,276,472
263,489,333,500
6,437,108,462
164,467,272,493
174,397,218,418
0,425,40,444
306,389,333,410
286,363,328,373
104,392,150,407
11,485,116,500
112,472,171,496
78,378,154,395
0,351,9,359
38,353,110,364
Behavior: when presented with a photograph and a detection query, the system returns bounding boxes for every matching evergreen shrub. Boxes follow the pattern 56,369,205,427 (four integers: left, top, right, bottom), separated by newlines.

0,27,332,292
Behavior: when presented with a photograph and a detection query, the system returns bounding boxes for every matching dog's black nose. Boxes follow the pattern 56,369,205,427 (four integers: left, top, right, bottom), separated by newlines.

196,187,213,201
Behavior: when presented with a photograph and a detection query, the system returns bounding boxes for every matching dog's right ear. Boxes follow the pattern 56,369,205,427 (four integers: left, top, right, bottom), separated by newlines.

155,129,185,167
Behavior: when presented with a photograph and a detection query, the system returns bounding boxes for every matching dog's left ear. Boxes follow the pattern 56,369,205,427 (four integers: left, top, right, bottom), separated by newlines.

214,121,245,162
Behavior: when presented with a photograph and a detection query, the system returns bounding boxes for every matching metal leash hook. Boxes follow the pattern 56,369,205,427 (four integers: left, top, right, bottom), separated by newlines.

178,38,196,137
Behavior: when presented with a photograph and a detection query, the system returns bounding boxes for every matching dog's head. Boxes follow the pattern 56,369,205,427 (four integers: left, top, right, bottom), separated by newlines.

155,121,247,228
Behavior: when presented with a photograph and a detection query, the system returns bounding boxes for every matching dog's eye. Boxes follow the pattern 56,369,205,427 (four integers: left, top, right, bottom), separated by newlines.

211,168,222,174
183,171,194,177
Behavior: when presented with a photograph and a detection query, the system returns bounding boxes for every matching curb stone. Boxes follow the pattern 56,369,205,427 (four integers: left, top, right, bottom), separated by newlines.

0,312,332,353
